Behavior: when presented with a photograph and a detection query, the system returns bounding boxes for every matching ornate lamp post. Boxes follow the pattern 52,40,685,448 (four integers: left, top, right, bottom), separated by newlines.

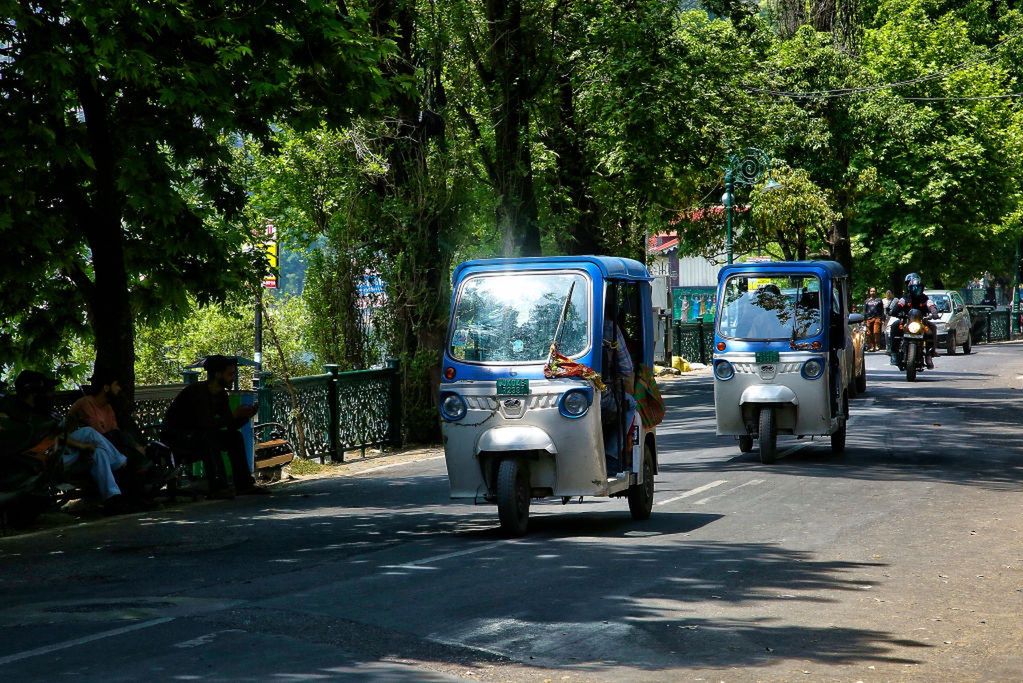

722,148,778,265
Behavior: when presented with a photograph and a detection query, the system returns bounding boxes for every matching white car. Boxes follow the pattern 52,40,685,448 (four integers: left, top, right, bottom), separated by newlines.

926,289,972,355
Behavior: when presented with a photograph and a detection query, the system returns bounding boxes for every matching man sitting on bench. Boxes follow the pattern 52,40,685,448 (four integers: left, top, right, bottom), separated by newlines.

161,355,268,498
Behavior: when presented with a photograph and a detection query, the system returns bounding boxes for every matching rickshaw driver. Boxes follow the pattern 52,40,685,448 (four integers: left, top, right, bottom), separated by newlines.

601,313,637,472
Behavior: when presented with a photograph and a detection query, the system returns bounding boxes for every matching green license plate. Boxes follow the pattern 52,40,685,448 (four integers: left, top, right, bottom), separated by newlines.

496,379,530,395
755,351,780,364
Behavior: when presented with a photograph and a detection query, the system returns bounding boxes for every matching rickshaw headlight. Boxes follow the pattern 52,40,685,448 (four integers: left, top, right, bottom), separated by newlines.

440,392,467,421
907,321,923,334
714,360,735,381
559,388,592,419
801,357,825,380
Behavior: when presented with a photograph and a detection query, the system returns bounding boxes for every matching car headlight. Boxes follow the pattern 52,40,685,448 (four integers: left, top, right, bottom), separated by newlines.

801,357,825,380
440,392,467,421
714,360,735,381
907,321,923,334
558,387,592,419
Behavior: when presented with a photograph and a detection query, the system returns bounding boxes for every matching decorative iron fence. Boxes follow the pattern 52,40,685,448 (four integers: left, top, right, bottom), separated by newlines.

989,310,1011,342
965,307,1012,344
47,366,401,464
673,320,715,365
257,364,400,463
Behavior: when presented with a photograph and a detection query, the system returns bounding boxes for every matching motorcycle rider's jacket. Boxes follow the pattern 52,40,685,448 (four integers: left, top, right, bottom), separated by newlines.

891,293,938,318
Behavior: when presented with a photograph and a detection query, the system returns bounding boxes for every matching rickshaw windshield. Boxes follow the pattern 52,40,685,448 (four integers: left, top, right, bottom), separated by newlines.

718,274,823,340
449,271,590,363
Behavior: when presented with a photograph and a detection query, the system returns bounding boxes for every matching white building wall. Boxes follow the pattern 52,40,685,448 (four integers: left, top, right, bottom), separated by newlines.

677,256,721,287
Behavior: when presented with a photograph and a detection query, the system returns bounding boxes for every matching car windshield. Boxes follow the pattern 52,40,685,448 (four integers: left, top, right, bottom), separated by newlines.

718,274,823,340
449,271,589,363
929,294,951,313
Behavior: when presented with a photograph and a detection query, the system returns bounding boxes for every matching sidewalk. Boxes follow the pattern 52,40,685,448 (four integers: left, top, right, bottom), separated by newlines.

0,444,444,540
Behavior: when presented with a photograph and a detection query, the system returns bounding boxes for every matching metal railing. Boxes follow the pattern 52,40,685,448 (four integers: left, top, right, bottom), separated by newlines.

965,307,1012,343
673,320,715,365
48,365,402,464
257,363,401,463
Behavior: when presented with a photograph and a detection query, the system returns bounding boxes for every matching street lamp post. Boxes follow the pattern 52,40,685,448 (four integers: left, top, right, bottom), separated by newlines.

722,148,776,265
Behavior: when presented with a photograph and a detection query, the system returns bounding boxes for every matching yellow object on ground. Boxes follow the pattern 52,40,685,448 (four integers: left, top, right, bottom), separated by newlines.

672,356,692,372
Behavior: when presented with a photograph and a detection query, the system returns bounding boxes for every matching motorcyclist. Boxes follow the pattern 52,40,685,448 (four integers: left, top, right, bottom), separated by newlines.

888,273,939,369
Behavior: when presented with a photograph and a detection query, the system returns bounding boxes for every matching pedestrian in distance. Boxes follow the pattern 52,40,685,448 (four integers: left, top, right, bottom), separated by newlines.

863,287,886,352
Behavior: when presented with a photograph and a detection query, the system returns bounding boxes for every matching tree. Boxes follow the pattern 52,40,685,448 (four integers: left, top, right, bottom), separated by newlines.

0,1,389,398
750,165,840,260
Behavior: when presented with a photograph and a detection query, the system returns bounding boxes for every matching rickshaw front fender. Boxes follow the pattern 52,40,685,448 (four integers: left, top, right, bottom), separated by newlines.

475,426,558,455
739,385,799,406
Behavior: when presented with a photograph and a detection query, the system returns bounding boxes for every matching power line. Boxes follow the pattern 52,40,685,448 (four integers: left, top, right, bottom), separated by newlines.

743,27,1023,100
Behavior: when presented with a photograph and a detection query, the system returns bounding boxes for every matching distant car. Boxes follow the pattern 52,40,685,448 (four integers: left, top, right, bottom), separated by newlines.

925,290,972,355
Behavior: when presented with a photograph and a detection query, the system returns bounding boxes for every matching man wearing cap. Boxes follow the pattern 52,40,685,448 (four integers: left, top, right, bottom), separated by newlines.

0,370,129,513
162,355,268,497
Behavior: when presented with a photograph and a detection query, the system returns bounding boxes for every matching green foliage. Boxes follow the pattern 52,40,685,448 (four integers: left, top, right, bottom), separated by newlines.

0,0,391,387
751,166,840,260
131,294,315,387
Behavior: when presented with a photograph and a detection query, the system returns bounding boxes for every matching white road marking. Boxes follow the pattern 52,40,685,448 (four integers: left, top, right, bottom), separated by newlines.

382,540,513,570
656,480,728,506
353,455,445,476
0,617,175,666
693,479,765,505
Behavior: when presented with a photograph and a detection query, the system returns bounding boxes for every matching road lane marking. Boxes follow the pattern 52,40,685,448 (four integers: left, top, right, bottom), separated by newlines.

693,479,765,505
656,480,727,506
382,540,513,570
0,617,174,667
353,455,445,476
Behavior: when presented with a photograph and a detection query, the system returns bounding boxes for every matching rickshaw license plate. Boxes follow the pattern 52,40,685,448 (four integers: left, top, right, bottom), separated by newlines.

497,379,530,395
755,351,780,364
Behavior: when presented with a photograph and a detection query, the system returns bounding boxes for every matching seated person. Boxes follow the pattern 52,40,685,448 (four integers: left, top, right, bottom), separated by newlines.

161,355,268,497
69,368,148,458
601,314,637,473
1,371,130,514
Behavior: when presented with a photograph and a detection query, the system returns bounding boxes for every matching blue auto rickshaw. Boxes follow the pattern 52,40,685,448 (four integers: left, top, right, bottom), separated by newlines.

439,256,660,536
712,260,866,463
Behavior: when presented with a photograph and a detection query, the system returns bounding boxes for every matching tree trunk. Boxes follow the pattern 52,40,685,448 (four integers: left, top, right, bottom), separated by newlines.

487,0,542,257
547,69,601,255
77,67,136,406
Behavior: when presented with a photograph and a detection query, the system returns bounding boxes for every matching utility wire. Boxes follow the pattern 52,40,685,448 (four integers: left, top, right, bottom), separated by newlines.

744,27,1023,100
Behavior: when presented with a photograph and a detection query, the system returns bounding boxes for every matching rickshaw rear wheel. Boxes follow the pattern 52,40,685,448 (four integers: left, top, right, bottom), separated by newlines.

855,353,867,395
738,435,754,453
758,408,778,464
497,458,530,537
831,394,848,455
628,447,654,521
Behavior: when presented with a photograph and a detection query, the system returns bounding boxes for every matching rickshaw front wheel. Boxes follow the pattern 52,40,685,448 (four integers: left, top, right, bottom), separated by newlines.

758,408,778,464
628,447,655,521
738,435,754,453
497,458,530,537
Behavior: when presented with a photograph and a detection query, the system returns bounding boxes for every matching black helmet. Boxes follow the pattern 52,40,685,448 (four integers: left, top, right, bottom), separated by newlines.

905,272,924,297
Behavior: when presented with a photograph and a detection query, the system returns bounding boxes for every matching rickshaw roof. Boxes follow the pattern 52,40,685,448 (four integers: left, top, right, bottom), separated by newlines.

719,260,848,280
453,255,653,282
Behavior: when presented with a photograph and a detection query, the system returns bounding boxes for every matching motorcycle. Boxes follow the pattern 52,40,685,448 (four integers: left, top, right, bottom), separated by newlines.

892,308,928,381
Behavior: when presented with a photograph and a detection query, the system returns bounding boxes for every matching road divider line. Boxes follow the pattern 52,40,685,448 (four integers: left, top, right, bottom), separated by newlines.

656,480,727,506
0,617,175,667
384,540,513,570
693,479,765,505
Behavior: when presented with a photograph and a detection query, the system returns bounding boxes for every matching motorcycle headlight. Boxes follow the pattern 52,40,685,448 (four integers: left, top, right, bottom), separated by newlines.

440,392,467,421
559,387,592,419
801,357,825,380
714,360,735,381
907,321,923,334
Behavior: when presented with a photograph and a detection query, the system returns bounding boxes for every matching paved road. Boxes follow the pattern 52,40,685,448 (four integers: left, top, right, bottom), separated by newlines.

2,344,1022,682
